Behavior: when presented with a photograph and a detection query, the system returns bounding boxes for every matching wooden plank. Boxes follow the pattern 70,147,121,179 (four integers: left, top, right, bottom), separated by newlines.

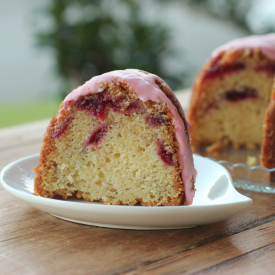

121,220,275,275
198,243,275,274
0,187,274,274
0,139,42,172
0,119,49,152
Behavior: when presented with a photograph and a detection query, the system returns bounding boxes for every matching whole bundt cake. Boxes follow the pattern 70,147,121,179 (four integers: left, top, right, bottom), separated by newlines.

188,34,275,150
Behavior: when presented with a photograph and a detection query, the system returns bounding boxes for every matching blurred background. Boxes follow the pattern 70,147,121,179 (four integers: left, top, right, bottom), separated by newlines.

1,0,275,128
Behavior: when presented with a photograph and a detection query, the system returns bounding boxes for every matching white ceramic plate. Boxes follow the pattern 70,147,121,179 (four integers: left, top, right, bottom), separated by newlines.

0,154,252,230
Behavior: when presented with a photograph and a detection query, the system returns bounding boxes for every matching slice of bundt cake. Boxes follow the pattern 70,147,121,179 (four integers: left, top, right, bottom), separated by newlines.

261,81,275,168
188,34,275,150
34,69,197,206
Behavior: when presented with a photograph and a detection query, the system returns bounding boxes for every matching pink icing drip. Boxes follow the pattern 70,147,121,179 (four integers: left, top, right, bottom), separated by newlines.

212,34,275,60
64,69,197,204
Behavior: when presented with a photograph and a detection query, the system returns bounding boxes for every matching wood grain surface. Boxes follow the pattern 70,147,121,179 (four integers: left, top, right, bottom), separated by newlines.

1,91,275,275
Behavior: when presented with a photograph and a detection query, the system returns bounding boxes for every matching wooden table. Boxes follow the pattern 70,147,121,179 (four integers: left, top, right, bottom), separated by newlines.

1,91,275,274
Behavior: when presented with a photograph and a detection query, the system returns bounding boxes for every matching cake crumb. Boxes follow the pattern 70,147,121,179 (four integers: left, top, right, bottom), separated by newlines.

246,155,257,166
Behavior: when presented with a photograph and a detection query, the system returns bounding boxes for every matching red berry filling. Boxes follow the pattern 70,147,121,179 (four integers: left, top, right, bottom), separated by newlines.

224,88,258,102
106,98,124,112
205,87,258,112
51,117,73,139
255,64,275,76
85,124,109,147
76,93,146,120
145,114,166,127
157,141,176,166
203,63,245,81
76,94,106,121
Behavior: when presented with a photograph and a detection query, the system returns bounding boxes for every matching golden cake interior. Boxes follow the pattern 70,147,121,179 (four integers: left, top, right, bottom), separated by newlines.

34,81,186,206
188,49,274,149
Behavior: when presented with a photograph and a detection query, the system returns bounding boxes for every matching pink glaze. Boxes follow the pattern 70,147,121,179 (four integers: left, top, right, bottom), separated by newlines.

64,69,197,205
212,33,275,60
